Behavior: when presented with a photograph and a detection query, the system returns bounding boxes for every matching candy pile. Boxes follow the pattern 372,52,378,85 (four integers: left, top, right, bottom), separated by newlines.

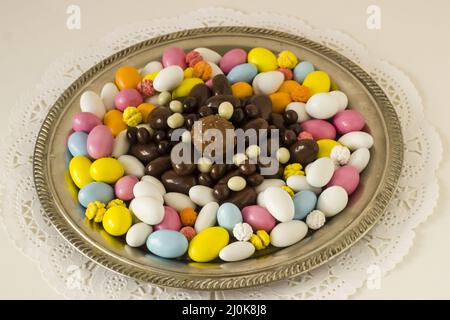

66,46,373,263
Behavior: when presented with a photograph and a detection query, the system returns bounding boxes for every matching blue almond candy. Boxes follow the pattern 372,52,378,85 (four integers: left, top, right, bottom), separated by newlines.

217,202,243,232
293,61,315,84
78,182,114,207
293,190,317,220
226,63,258,84
146,230,188,259
67,131,89,157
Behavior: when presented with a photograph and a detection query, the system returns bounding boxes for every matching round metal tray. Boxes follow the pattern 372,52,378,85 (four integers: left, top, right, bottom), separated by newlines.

33,27,403,290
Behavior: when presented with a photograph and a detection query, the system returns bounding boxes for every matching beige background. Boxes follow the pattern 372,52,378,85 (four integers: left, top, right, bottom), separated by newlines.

0,0,449,299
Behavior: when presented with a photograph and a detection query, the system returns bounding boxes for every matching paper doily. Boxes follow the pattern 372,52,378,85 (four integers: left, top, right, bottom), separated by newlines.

0,8,442,299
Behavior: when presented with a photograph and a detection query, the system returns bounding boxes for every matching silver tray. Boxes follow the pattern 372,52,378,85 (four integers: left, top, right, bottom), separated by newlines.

33,27,403,290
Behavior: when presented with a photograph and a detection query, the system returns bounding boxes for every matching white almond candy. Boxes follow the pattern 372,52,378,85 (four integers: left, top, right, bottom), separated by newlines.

252,71,284,95
126,223,153,247
100,82,119,111
194,48,222,64
219,241,255,262
153,65,184,92
80,90,106,119
255,179,285,194
329,90,348,111
286,174,322,194
133,181,164,203
270,220,308,247
118,155,145,178
112,130,130,158
348,148,371,172
207,61,224,77
286,102,310,123
305,157,335,188
141,175,166,196
163,192,196,212
141,61,163,76
264,187,294,222
189,186,216,206
317,186,348,217
256,191,266,207
195,202,219,233
130,197,164,225
305,92,339,119
338,131,374,151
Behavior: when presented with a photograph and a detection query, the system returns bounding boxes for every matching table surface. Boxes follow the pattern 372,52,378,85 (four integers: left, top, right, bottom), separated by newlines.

1,0,449,299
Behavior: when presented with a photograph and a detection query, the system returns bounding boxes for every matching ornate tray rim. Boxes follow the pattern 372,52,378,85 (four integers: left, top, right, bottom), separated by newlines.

33,26,403,290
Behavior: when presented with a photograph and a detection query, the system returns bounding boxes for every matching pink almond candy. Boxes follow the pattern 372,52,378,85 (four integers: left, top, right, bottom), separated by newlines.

72,112,101,133
327,165,360,195
114,175,139,201
219,48,247,74
332,110,365,134
162,47,186,69
242,205,276,232
153,206,182,231
114,88,143,111
86,125,114,159
300,119,337,140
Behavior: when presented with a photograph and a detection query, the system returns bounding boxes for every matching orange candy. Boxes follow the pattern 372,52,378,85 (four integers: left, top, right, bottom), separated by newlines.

193,61,212,81
137,103,157,122
180,208,198,227
290,85,311,102
103,109,127,136
231,82,253,98
269,92,292,113
115,66,141,90
278,80,302,94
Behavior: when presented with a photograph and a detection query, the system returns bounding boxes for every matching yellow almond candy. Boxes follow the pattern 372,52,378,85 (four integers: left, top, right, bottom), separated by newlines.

247,47,278,72
102,205,132,236
89,158,124,184
172,78,204,99
188,226,229,262
302,71,331,95
69,156,93,189
317,139,342,158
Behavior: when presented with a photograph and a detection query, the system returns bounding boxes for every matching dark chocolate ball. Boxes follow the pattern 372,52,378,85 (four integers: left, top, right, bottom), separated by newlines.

136,127,150,144
289,139,319,165
126,127,138,144
283,110,298,125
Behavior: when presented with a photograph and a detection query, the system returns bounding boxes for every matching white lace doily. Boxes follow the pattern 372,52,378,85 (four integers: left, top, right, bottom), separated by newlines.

0,8,442,299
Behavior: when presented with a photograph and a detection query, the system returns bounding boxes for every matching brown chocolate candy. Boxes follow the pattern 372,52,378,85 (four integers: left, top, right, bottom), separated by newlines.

250,95,272,120
198,105,213,117
227,186,257,209
161,170,197,194
247,173,264,187
130,143,159,164
283,110,298,125
288,123,301,135
189,83,211,106
191,114,234,155
145,155,171,177
231,107,245,124
213,183,230,201
148,106,171,130
182,96,198,113
239,162,256,176
211,74,232,96
281,129,297,147
269,113,285,129
289,139,319,165
157,140,170,154
210,163,226,180
244,104,260,119
126,127,138,144
198,173,214,187
242,117,269,132
205,95,240,110
184,113,199,130
136,127,151,144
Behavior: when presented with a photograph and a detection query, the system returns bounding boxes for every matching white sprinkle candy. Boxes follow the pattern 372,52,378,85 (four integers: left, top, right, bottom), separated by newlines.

306,210,326,230
330,145,351,166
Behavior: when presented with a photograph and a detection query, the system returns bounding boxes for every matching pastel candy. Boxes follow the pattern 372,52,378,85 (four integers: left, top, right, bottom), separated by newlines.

153,206,182,231
147,230,188,258
226,63,258,84
220,48,247,74
67,131,88,157
87,125,114,159
241,205,276,232
293,61,315,83
72,112,101,133
300,119,336,140
217,203,242,232
332,110,366,134
114,88,143,111
327,165,360,195
162,47,186,69
78,182,114,207
114,175,139,201
293,190,317,220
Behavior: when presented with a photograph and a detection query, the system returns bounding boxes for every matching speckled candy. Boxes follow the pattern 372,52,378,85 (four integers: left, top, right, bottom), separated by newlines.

300,119,337,140
114,175,139,201
220,48,247,74
327,165,360,195
241,205,276,232
114,88,143,111
332,110,366,134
